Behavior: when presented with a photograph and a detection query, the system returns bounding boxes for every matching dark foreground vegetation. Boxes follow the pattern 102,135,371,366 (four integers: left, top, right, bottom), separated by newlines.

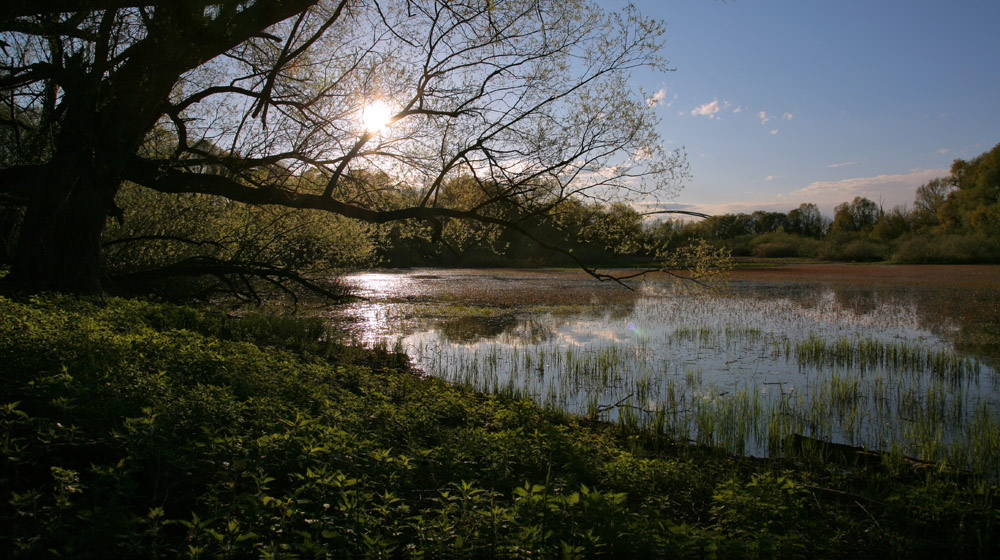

2,294,997,558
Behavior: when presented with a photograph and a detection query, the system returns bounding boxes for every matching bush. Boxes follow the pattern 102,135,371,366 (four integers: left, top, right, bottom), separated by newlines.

818,236,889,262
740,232,823,260
893,234,1000,264
752,242,797,259
839,239,889,262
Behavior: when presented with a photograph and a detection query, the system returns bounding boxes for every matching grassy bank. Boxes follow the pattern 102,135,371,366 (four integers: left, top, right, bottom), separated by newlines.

1,294,997,558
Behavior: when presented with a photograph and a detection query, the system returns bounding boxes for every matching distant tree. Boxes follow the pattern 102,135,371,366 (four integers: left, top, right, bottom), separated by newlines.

749,210,787,235
913,177,953,227
0,0,683,293
581,202,646,255
871,205,912,242
831,197,881,233
938,142,1000,234
702,213,753,239
786,203,824,237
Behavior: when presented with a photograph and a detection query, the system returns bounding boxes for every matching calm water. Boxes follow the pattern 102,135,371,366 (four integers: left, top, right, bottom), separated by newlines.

330,265,1000,470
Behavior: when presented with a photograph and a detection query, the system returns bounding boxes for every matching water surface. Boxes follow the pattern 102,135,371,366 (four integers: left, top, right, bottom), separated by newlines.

331,265,1000,472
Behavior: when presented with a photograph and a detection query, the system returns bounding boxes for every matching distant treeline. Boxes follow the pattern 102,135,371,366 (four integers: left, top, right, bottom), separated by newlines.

382,141,1000,266
5,141,993,299
677,141,999,264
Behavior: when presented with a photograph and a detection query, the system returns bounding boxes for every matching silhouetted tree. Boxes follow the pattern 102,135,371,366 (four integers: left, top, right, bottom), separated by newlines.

0,0,683,292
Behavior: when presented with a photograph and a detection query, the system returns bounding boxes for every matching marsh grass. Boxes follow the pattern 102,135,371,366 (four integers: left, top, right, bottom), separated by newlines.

375,270,1000,480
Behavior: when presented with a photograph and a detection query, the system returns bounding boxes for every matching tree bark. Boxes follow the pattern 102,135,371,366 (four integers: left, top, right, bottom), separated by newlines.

5,165,115,293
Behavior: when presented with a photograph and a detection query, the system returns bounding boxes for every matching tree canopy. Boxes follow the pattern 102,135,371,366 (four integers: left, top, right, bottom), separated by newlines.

0,0,684,293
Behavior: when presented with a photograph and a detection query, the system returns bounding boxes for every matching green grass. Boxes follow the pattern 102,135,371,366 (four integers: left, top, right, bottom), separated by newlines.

1,294,998,558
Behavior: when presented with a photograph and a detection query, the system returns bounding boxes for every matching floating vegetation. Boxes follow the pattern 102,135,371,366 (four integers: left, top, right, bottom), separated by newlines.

339,267,1000,479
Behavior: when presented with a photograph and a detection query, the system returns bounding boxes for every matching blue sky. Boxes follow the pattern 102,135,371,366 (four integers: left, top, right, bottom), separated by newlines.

600,0,1000,218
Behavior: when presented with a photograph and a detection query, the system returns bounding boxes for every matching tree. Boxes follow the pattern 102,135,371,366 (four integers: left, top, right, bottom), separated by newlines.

102,182,381,300
912,177,953,228
871,205,911,242
938,142,1000,234
786,203,823,237
748,210,786,235
0,0,684,293
831,196,881,233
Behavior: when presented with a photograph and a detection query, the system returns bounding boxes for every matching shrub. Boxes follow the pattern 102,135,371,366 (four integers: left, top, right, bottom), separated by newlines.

839,239,889,262
819,236,889,262
752,242,797,259
745,232,823,260
893,234,1000,264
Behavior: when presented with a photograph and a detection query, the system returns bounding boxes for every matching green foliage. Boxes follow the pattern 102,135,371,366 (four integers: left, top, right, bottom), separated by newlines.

939,142,1000,234
821,237,891,262
832,197,882,234
103,183,380,298
622,143,996,266
750,232,824,259
0,294,997,557
893,233,1000,264
658,239,733,287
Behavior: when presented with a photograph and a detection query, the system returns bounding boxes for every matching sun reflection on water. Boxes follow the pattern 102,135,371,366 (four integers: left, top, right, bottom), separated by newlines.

332,267,1000,471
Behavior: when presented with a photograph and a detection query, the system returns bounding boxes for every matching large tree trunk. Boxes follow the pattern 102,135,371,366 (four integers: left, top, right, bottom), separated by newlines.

5,163,117,294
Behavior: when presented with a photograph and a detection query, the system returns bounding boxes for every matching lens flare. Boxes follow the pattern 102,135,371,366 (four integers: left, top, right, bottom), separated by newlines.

361,101,392,132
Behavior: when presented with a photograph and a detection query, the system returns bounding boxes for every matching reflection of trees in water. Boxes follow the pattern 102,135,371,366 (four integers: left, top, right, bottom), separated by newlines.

738,280,998,367
434,302,638,345
827,283,999,366
414,269,998,366
436,313,521,343
727,276,1000,368
828,285,885,317
910,288,999,367
500,316,555,346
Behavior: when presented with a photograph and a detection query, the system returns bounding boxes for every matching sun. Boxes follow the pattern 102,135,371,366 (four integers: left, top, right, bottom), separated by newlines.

361,101,393,133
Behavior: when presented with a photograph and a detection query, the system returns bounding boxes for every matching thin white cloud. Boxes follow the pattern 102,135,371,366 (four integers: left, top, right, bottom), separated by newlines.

758,111,771,125
670,168,948,219
691,99,721,118
936,148,949,155
647,88,668,107
828,161,860,168
769,129,779,135
674,200,792,217
782,112,794,120
732,105,744,113
790,169,947,210
765,175,783,182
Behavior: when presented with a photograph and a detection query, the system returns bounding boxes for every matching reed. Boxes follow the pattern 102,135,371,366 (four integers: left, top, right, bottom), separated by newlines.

360,276,1000,479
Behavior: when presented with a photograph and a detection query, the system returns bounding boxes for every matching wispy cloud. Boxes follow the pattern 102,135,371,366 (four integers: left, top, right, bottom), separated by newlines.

692,102,793,128
765,175,783,182
791,169,946,209
690,99,722,118
666,168,949,219
828,161,859,168
936,148,949,155
647,88,673,108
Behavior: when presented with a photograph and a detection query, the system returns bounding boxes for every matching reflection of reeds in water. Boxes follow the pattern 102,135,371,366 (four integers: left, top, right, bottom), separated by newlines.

343,267,1000,479
795,335,981,379
409,324,1000,480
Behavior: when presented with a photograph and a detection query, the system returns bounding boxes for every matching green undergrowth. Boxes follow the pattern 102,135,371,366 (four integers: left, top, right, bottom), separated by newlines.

1,294,997,558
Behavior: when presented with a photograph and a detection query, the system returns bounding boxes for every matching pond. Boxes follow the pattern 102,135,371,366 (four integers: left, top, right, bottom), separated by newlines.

330,265,1000,475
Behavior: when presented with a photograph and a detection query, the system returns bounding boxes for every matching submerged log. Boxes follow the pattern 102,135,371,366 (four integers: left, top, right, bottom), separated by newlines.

781,433,975,479
782,433,882,468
